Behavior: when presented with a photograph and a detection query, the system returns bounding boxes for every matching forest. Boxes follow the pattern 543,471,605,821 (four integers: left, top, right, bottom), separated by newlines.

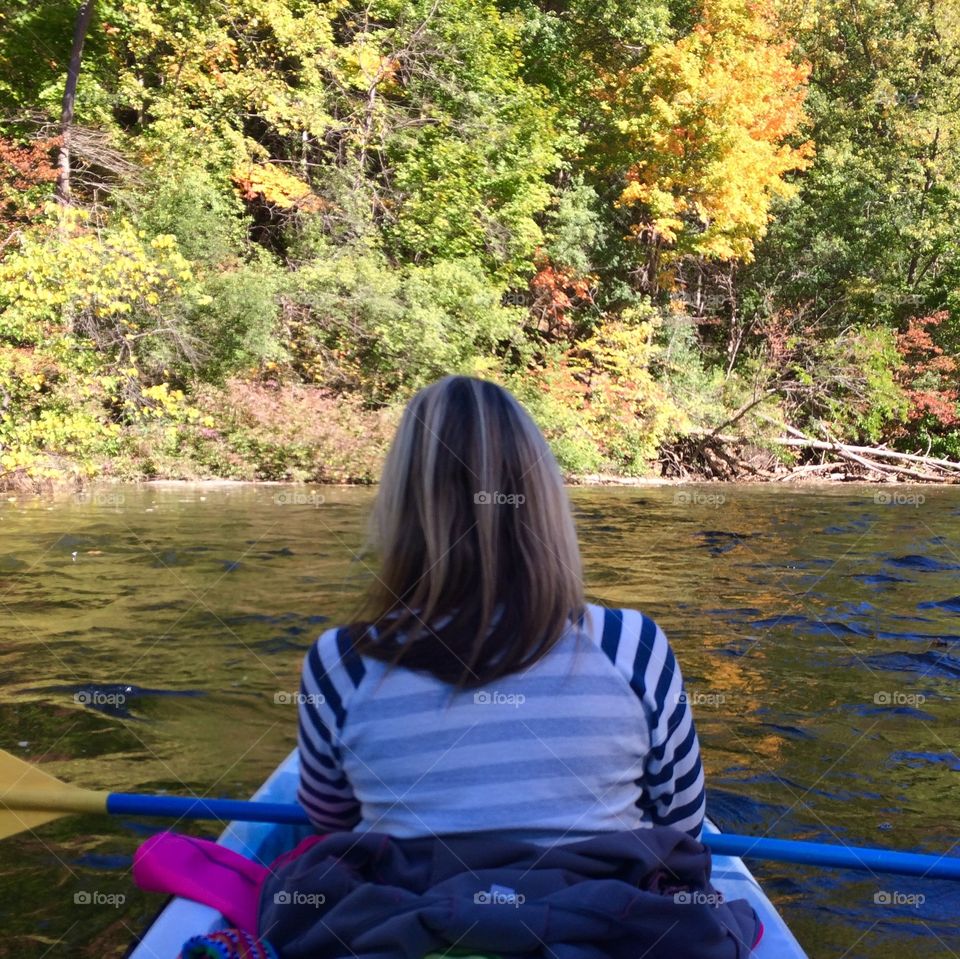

1,0,959,485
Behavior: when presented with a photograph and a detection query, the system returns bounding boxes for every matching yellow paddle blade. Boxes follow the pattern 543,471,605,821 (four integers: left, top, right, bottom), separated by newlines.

0,748,108,841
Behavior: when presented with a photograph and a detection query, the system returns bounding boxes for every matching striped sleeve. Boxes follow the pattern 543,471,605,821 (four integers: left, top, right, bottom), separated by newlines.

600,607,706,838
634,615,706,838
296,627,365,832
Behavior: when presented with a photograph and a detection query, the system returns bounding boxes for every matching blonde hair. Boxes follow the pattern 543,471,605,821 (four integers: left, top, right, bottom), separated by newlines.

350,375,585,687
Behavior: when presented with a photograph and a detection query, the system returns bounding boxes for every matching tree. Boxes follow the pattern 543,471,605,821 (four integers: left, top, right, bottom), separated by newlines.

746,0,960,331
608,0,813,288
56,0,96,205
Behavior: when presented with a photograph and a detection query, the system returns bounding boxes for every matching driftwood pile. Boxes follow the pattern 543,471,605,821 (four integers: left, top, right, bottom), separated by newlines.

664,422,960,483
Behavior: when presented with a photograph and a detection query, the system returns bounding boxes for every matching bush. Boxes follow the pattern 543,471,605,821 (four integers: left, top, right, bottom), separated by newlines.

507,358,606,476
186,254,286,380
0,208,208,370
651,309,733,431
182,380,402,482
0,341,120,481
291,244,524,403
794,324,908,443
510,305,687,476
127,165,248,265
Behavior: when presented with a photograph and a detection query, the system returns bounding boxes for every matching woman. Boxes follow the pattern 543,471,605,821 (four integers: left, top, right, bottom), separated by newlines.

297,375,705,845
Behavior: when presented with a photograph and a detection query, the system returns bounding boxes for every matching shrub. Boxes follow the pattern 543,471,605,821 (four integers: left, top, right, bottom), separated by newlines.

510,305,687,476
0,208,208,369
794,324,909,443
182,380,402,483
291,244,524,403
187,254,286,381
127,164,248,266
0,341,120,482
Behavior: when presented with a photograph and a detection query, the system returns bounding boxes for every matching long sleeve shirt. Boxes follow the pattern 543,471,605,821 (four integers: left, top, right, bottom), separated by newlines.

297,602,706,844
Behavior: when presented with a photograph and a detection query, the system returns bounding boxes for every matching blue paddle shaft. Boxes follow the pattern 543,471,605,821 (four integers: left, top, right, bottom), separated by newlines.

105,794,960,880
707,833,960,880
106,794,312,825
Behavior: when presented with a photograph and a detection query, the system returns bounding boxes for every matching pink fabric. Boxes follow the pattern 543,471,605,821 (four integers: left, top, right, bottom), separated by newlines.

133,831,330,936
133,832,269,933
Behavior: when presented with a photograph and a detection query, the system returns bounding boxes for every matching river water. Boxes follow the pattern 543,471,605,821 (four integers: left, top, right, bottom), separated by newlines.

0,483,958,957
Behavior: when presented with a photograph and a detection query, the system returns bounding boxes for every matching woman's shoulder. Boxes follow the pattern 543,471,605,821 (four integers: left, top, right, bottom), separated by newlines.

302,625,368,698
581,603,672,694
581,602,669,652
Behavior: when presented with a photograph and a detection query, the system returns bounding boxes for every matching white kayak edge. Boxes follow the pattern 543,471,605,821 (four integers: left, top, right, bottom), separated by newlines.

128,749,808,959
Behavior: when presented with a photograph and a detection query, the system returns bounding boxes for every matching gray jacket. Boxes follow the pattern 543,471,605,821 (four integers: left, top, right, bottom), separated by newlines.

259,826,761,959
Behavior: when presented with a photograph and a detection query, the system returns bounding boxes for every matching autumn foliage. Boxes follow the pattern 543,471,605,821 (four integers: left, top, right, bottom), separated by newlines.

0,135,59,240
895,312,960,428
528,254,595,338
232,162,326,214
611,0,813,274
2,0,960,485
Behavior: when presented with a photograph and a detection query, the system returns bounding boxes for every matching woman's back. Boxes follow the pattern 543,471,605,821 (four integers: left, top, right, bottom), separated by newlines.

297,603,705,845
297,376,706,847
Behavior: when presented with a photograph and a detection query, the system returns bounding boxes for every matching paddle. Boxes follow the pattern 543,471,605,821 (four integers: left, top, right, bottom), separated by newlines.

3,747,958,880
0,746,311,839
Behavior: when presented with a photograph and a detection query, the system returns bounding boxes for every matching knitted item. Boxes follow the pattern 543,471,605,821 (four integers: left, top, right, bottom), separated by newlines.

178,929,279,959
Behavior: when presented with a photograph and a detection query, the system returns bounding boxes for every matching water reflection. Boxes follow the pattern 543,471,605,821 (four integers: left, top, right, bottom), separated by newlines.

0,483,958,957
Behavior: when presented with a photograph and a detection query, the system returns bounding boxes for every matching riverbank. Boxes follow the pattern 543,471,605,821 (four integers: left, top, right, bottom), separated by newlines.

4,469,954,503
3,363,958,496
4,385,959,496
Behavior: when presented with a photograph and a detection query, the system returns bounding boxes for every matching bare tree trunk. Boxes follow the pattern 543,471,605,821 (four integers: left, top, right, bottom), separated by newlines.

56,0,96,206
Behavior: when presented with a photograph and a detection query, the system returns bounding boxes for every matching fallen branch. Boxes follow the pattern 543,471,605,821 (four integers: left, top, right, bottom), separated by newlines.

680,427,960,483
774,437,960,474
755,416,960,475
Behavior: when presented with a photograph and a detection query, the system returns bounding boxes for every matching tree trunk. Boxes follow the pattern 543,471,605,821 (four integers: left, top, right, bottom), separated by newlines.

56,0,96,206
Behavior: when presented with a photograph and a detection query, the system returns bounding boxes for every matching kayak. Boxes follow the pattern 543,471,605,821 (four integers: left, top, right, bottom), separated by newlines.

127,749,808,958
